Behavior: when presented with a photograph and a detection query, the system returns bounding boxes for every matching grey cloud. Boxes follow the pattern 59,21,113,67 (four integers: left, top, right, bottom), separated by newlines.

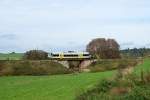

120,42,134,46
0,34,18,40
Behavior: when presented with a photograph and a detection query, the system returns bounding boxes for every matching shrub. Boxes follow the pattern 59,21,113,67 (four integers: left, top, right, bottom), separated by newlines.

0,60,71,76
75,70,150,100
75,79,116,100
89,59,138,72
23,50,48,60
122,85,150,100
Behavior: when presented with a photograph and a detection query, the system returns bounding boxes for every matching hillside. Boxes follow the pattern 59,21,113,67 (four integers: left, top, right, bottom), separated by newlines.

76,58,150,100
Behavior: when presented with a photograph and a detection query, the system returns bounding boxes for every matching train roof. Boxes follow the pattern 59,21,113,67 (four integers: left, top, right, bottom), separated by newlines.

50,51,90,55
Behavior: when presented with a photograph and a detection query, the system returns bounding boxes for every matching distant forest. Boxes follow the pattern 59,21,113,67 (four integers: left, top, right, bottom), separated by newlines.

121,48,150,58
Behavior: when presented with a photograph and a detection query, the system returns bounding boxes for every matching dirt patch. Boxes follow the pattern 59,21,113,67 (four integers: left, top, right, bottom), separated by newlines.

110,87,130,96
121,66,134,76
80,68,91,72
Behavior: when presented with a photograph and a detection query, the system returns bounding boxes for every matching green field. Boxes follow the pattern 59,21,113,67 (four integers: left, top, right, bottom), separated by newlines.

134,58,150,74
0,53,23,60
0,71,115,100
0,58,150,100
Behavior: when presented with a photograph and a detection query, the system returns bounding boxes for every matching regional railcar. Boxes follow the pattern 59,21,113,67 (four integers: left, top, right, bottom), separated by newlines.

48,51,91,60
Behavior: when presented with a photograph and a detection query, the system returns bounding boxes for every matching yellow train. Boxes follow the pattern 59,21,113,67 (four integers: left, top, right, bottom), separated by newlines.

49,51,91,59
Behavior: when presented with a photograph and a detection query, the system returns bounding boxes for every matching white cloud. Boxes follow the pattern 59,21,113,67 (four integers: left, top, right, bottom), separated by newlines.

0,0,150,52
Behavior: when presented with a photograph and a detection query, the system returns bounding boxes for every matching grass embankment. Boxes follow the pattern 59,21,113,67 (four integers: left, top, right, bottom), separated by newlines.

0,53,23,60
134,58,150,75
76,58,150,100
0,60,70,76
89,59,139,72
0,71,115,100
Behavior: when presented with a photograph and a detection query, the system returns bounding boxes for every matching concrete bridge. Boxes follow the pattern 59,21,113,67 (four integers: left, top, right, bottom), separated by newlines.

52,59,95,71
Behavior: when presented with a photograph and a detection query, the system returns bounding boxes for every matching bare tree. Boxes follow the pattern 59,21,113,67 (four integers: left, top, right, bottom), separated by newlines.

86,38,120,59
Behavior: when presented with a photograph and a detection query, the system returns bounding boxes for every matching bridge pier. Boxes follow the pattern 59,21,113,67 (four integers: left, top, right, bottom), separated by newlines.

54,59,94,72
53,60,70,68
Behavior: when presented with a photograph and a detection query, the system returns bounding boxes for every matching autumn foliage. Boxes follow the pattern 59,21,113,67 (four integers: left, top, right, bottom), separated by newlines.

86,38,120,59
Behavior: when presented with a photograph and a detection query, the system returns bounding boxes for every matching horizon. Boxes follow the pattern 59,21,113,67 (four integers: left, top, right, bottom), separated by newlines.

0,0,150,53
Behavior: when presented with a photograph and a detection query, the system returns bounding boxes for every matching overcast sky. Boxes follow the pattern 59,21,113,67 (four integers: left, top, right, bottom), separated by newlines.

0,0,150,53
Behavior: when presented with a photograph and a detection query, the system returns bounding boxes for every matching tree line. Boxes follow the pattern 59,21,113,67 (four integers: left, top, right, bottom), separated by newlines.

23,38,150,60
121,48,150,58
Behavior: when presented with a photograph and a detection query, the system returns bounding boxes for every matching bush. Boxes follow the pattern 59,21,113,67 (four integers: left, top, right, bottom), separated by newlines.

75,79,116,100
23,50,48,60
75,70,150,100
89,59,138,72
0,60,71,76
122,85,150,100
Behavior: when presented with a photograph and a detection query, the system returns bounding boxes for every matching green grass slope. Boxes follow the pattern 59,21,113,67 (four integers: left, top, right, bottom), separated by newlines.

0,53,23,60
0,71,115,100
134,58,150,74
75,58,150,100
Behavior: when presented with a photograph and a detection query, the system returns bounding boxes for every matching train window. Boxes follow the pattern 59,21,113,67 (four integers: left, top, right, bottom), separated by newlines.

64,55,78,57
83,54,89,56
52,54,59,56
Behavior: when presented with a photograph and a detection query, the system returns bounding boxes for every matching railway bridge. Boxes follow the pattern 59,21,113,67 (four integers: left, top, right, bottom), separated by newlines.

49,52,94,71
52,59,94,71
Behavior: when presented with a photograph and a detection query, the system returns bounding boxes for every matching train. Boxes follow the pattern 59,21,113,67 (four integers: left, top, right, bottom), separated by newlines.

48,51,91,60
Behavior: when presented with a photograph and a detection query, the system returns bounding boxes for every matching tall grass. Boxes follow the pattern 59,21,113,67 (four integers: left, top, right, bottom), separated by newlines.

0,60,71,76
133,58,150,75
89,59,139,72
76,58,150,100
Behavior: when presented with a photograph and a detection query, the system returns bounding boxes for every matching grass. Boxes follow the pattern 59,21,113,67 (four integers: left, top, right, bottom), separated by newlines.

134,57,150,75
0,53,23,60
75,58,150,100
0,57,148,100
89,59,138,72
0,71,115,100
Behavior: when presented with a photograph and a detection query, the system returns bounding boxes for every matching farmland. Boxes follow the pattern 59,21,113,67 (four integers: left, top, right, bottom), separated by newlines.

0,71,115,100
134,58,150,75
0,55,149,100
0,53,23,60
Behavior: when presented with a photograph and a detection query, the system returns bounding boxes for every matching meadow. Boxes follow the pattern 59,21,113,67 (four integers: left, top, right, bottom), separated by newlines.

0,53,23,60
0,55,149,100
134,58,150,75
76,58,150,100
0,71,115,100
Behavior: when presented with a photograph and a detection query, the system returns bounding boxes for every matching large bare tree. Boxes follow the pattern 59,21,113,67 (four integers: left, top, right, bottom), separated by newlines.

86,38,120,59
